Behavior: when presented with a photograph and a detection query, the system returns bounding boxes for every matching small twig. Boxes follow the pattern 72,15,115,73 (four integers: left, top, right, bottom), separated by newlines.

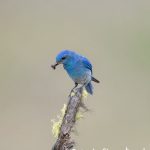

52,88,84,150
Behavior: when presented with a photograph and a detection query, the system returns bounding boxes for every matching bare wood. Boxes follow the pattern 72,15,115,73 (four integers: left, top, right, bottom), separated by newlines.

52,88,83,150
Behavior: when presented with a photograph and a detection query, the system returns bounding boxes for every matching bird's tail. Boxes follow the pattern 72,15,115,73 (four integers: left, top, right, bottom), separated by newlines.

92,77,100,83
85,82,93,95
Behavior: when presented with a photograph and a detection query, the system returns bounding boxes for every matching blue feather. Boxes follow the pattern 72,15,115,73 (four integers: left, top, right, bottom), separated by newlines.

81,57,93,73
85,82,93,95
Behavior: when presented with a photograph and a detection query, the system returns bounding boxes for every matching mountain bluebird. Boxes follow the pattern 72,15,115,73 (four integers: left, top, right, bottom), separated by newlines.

51,50,99,95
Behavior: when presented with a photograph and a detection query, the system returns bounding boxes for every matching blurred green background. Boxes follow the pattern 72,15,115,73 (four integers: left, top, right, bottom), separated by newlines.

0,0,150,150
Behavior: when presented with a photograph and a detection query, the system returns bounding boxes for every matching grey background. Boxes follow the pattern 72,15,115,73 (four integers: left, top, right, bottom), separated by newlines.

0,0,150,149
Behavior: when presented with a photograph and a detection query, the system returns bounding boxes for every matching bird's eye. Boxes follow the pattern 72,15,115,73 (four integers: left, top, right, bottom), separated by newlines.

61,56,66,60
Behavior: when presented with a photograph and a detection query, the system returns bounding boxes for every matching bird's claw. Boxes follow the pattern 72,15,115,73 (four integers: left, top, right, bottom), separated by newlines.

68,89,76,97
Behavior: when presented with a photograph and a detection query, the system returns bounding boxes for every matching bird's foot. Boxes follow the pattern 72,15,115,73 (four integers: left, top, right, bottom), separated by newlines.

68,89,76,97
68,83,79,97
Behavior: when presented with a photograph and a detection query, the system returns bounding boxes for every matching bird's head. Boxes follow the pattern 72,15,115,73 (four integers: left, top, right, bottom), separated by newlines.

51,50,78,69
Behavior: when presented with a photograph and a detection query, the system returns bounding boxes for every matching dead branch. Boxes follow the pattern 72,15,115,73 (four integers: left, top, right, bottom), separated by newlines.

52,88,84,150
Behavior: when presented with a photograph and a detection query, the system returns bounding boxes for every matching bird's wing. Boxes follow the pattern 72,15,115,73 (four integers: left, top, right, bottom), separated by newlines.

81,56,93,73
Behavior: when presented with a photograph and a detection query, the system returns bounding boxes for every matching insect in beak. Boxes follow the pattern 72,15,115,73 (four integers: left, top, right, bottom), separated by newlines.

51,62,60,70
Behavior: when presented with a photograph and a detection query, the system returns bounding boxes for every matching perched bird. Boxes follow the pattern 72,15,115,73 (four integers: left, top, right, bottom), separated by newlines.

51,50,99,95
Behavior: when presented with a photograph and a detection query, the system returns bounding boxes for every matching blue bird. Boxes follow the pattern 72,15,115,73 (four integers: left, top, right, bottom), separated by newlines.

51,50,99,95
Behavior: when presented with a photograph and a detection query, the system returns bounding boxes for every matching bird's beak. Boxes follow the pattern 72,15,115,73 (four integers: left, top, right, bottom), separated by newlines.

51,62,60,70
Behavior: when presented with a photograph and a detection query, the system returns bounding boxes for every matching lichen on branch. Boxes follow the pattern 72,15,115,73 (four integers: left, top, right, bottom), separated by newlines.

51,88,88,150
